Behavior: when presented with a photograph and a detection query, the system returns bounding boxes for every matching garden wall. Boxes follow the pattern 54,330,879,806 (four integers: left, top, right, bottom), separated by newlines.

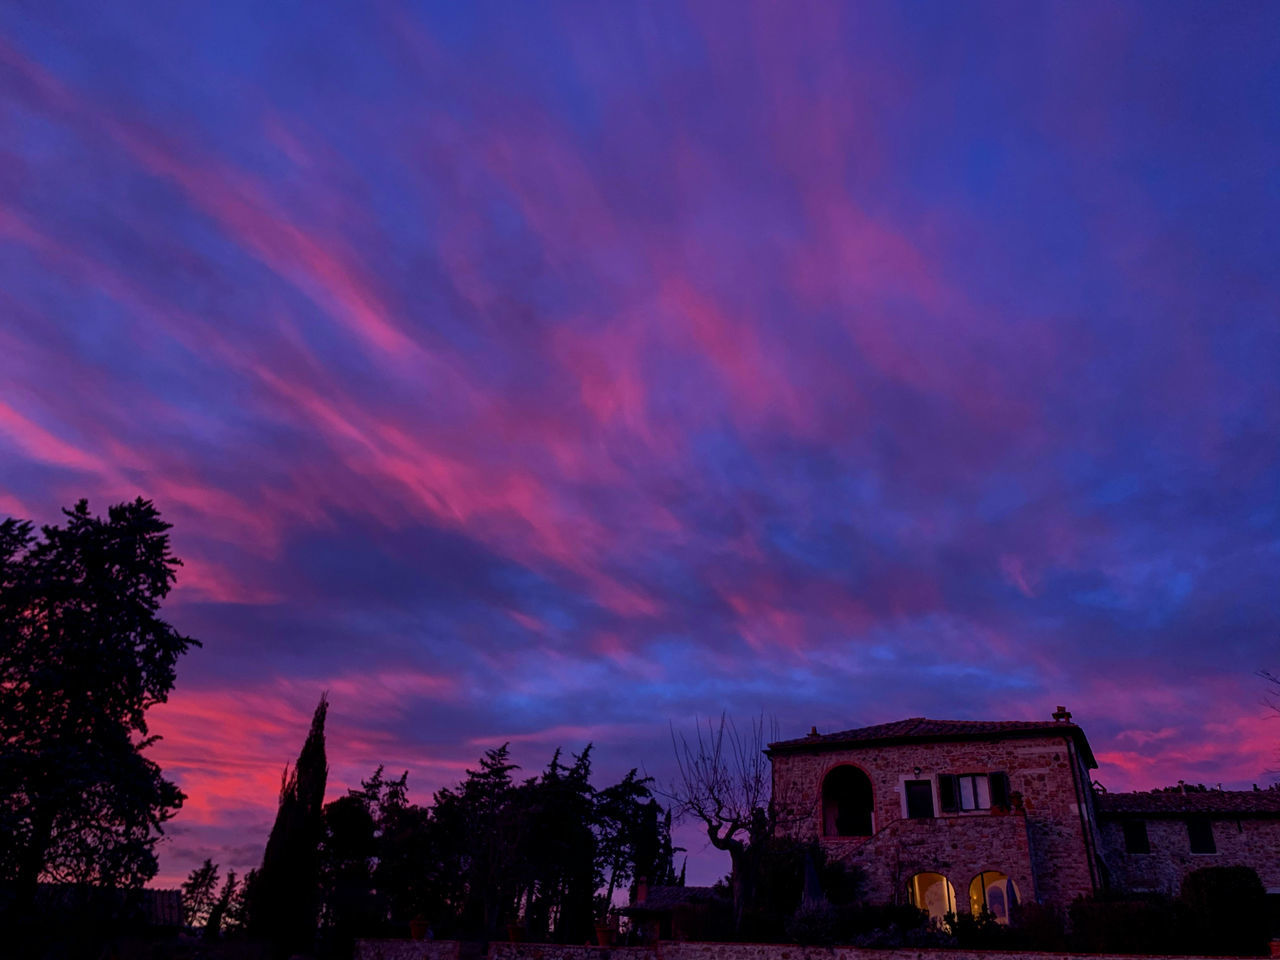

357,940,1250,960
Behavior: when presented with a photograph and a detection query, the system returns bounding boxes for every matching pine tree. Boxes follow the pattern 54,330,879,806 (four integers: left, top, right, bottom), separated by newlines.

204,869,238,940
181,858,220,928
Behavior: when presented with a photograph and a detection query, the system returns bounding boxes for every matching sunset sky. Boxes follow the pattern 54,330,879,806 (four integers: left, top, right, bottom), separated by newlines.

2,1,1278,888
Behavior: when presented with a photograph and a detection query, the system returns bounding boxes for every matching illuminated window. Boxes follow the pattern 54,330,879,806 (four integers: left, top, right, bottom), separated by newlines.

907,872,956,923
969,871,1020,924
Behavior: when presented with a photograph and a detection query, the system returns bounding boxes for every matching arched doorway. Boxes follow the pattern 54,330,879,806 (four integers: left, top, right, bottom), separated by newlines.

969,871,1020,924
907,872,956,923
821,765,873,836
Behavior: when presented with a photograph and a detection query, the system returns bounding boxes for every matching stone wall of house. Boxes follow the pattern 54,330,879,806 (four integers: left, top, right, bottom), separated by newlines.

361,940,1237,960
771,732,1098,910
814,805,1036,916
1098,815,1280,896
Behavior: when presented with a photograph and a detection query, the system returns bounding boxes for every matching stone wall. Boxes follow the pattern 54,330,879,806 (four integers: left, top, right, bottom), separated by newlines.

360,941,1237,960
771,733,1098,910
355,941,462,960
1098,815,1280,896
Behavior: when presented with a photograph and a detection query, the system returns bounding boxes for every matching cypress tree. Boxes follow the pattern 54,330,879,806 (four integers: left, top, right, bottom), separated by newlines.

251,693,329,957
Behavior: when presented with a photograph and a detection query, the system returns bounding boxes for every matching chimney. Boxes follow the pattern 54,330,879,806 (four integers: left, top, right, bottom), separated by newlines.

1179,780,1186,794
1052,705,1072,723
635,876,648,905
808,726,818,737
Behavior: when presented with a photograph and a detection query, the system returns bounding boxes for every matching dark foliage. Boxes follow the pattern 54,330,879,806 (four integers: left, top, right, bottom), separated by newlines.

1068,893,1182,954
1178,865,1269,956
204,869,239,940
1068,867,1269,956
249,693,330,957
181,858,220,929
842,903,941,947
0,499,196,932
304,745,679,950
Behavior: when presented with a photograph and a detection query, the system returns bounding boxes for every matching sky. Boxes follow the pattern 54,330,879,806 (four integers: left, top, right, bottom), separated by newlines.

2,1,1279,889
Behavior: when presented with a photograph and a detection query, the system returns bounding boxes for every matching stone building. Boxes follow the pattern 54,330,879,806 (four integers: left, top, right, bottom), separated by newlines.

767,710,1280,929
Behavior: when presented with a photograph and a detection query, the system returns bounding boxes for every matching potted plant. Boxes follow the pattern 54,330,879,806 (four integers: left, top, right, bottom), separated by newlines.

594,918,612,947
595,908,620,947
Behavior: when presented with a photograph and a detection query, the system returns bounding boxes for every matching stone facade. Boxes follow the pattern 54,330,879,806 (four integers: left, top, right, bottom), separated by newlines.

1097,805,1280,897
770,719,1100,915
769,714,1280,922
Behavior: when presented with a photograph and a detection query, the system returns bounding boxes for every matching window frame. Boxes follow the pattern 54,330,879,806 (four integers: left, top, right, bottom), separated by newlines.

1186,816,1216,855
938,771,1010,813
905,778,935,819
1121,819,1150,855
957,773,992,811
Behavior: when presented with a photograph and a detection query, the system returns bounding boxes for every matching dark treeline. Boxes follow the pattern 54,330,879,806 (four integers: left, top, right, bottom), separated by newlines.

203,693,683,958
309,744,682,949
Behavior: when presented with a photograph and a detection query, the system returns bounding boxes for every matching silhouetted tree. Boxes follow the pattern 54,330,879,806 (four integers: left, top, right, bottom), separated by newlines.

305,745,676,947
204,869,238,940
1264,669,1280,775
250,693,329,957
598,774,681,912
181,858,220,929
318,792,378,955
665,714,779,930
431,744,519,938
0,499,196,924
521,748,598,941
225,867,256,933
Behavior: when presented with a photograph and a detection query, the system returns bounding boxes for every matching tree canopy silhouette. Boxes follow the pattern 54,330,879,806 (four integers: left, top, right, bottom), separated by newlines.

0,498,197,920
306,744,680,949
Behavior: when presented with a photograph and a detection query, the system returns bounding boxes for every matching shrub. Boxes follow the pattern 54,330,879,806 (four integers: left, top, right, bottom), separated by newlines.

1178,866,1269,957
1068,893,1180,955
947,908,1011,949
786,904,840,944
845,903,949,948
1009,901,1067,950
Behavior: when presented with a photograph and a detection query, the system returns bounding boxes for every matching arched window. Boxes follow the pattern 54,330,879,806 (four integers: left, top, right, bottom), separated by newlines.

907,872,956,923
821,765,873,837
968,871,1020,924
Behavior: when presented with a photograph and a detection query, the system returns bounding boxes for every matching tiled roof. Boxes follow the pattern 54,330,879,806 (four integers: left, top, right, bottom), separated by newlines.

624,886,724,913
1097,789,1280,817
768,717,1097,768
34,884,185,927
